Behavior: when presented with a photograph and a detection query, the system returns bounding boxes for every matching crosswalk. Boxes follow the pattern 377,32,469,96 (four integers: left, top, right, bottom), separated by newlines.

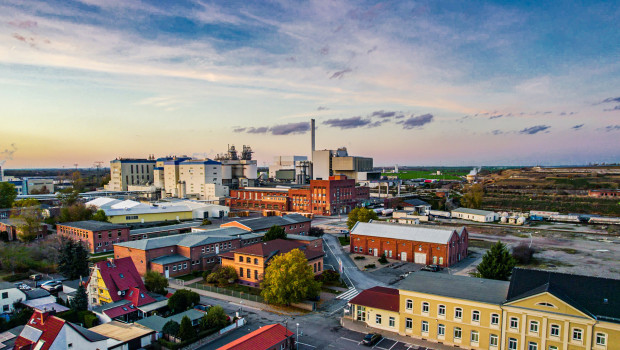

336,287,360,301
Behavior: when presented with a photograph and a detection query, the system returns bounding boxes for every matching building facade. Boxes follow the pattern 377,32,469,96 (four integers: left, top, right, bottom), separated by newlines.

106,157,156,192
451,208,499,222
0,281,27,314
57,221,130,253
0,218,49,241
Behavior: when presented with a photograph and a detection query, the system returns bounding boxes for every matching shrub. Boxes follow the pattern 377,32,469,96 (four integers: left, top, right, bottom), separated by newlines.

364,264,376,269
378,253,388,264
353,256,366,260
512,243,536,264
202,270,211,281
315,270,340,283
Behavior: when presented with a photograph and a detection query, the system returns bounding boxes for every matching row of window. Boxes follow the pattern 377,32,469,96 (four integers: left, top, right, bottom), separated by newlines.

506,334,607,350
201,241,232,253
239,267,260,280
97,230,123,239
239,256,260,264
170,262,188,272
507,317,593,343
404,299,500,325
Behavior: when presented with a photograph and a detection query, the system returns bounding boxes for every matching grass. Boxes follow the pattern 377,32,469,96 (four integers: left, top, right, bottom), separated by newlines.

338,236,350,246
177,271,204,281
382,170,466,180
321,286,343,295
546,247,579,254
520,258,574,269
90,255,113,263
202,282,263,296
468,239,496,249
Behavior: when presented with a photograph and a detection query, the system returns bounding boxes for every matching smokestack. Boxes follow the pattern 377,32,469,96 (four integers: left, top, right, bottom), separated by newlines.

311,119,315,153
310,119,315,180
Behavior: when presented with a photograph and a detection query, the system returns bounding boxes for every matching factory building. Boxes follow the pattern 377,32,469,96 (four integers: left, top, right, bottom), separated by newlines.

451,208,499,222
268,156,310,183
106,157,156,191
312,147,377,181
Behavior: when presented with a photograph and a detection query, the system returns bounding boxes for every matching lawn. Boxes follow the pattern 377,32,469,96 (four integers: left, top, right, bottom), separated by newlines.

338,236,350,246
202,282,263,296
177,271,204,281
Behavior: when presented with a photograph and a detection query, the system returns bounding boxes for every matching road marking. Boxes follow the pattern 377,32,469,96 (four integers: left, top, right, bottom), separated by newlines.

336,287,360,300
297,342,317,348
372,337,385,348
339,337,359,343
328,304,346,316
323,236,354,287
388,341,398,350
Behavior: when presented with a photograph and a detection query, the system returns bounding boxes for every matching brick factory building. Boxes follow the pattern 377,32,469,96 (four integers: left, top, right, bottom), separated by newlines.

218,214,311,235
350,222,468,267
226,175,370,216
57,220,130,253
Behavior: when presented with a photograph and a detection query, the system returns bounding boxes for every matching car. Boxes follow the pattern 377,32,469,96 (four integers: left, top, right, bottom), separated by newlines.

362,333,382,346
14,283,31,291
421,264,442,272
30,274,43,281
40,281,62,292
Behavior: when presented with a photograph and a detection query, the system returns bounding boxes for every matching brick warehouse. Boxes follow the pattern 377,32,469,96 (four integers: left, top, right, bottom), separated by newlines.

57,220,130,253
350,222,468,267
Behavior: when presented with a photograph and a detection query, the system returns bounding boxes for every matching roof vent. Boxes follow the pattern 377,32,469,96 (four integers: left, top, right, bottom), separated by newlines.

603,298,608,304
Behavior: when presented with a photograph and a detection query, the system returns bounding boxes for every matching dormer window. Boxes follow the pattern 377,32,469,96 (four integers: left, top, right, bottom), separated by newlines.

119,273,124,278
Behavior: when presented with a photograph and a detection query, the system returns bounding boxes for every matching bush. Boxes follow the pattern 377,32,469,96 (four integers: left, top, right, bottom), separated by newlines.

206,266,237,286
353,256,366,260
315,270,340,283
512,243,536,264
364,264,376,269
201,219,212,226
2,273,29,282
378,253,388,264
202,270,211,281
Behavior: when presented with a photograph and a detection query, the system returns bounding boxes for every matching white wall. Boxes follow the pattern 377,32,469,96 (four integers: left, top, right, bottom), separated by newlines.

0,288,26,313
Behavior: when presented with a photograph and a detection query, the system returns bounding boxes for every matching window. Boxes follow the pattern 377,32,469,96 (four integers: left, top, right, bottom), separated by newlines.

246,257,251,263
238,256,243,262
437,324,445,336
596,333,606,345
491,313,499,325
472,310,480,322
548,346,558,350
421,321,428,333
406,299,413,311
172,266,177,271
254,258,259,265
255,270,258,280
454,307,462,319
471,330,479,343
1,292,7,299
572,328,583,341
354,246,358,252
530,321,539,333
2,305,9,312
356,306,366,321
422,302,429,313
68,344,73,348
454,327,461,339
536,302,555,308
550,324,560,337
388,317,395,327
376,314,382,324
510,317,519,329
438,305,446,316
239,268,244,278
183,263,187,269
405,318,412,330
508,338,518,350
528,342,538,350
490,334,498,347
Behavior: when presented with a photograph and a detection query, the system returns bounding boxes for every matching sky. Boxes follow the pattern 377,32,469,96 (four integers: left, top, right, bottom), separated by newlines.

0,0,619,168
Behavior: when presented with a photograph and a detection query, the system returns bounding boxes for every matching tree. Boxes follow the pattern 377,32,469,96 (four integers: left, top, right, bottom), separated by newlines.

58,203,95,223
261,249,321,305
162,320,180,340
474,241,517,280
70,284,88,311
144,270,169,295
461,184,484,209
57,189,80,207
11,199,43,242
92,210,109,222
201,218,212,226
58,239,90,280
167,289,200,314
201,305,228,330
512,243,536,264
178,315,197,341
378,253,388,264
206,266,237,286
308,227,325,237
0,243,31,273
262,225,286,241
0,183,17,209
72,171,84,192
346,207,378,231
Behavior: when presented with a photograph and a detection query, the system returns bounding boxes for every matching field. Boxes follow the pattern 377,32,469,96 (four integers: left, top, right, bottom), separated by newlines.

382,169,468,180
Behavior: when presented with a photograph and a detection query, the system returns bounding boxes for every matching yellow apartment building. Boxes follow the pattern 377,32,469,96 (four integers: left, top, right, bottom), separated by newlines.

349,286,401,332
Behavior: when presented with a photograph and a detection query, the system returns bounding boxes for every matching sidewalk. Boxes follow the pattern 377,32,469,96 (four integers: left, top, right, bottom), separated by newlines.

340,317,458,350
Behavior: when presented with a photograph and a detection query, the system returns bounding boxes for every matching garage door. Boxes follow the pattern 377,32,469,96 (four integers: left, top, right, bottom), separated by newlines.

414,253,426,264
401,252,407,261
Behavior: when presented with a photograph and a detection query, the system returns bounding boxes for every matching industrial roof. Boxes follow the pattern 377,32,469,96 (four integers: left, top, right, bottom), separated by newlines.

150,254,190,266
216,323,293,350
130,221,201,235
349,286,400,312
350,222,460,244
221,214,310,232
58,220,128,231
89,321,153,342
402,199,430,206
451,207,496,216
115,227,246,250
399,272,509,305
104,205,192,216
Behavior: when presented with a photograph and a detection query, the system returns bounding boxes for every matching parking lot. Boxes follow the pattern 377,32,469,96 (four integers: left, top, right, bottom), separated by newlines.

296,327,438,350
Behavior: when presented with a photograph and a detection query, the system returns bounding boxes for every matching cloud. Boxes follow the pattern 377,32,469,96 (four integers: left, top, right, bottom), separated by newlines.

329,68,352,80
323,116,371,129
489,114,503,119
366,46,378,54
491,130,504,135
246,127,269,134
604,125,620,132
370,110,398,118
519,125,550,134
402,114,434,129
319,46,329,55
572,124,584,130
270,122,310,135
601,97,620,104
233,127,246,133
0,143,18,166
603,105,620,112
9,20,38,29
317,106,329,111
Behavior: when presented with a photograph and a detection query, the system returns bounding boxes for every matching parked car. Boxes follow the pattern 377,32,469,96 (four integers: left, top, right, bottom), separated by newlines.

30,274,43,281
362,333,382,346
193,304,212,312
421,264,442,272
40,280,62,292
14,283,31,291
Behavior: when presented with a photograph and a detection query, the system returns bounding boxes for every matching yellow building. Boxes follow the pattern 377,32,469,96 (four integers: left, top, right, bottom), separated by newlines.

349,286,401,332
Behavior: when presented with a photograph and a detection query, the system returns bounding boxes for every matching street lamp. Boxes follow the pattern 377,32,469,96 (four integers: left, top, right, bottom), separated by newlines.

296,323,300,350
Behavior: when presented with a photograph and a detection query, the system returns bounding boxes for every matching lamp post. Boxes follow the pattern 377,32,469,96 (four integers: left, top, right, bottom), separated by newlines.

296,323,300,350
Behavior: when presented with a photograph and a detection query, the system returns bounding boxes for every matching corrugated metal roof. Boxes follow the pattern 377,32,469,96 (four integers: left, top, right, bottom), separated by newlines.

58,220,128,231
399,272,509,304
451,207,495,216
350,222,458,244
116,227,246,250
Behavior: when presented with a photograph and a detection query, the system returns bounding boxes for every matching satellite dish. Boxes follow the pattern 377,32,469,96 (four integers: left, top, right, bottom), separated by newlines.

117,291,122,296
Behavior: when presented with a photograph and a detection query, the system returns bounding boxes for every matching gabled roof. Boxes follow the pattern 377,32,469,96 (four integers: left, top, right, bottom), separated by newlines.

94,258,155,305
350,222,460,244
115,227,246,250
349,286,400,312
451,207,495,216
221,214,310,232
506,268,620,323
222,239,324,262
216,323,293,350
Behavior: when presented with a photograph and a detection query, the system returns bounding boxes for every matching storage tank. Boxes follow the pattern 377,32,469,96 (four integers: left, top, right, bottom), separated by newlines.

243,162,258,179
500,216,508,223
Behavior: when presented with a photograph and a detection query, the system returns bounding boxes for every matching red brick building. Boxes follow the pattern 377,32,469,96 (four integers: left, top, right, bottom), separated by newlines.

588,189,620,197
57,220,130,253
216,323,295,350
350,222,468,267
219,214,311,235
0,218,48,241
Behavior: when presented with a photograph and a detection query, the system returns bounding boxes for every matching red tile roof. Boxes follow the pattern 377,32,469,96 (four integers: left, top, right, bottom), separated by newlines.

349,286,400,312
94,257,155,305
216,324,294,350
103,303,135,319
127,286,156,307
13,311,65,350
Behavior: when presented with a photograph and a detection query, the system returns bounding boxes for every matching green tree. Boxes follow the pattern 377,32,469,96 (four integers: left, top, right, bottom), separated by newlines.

57,189,79,207
201,218,212,226
261,249,321,305
167,289,200,314
11,199,43,242
0,244,31,273
262,225,286,241
178,315,197,341
308,227,325,237
58,203,95,223
206,266,238,286
461,184,484,209
70,284,88,311
92,210,109,222
346,207,378,230
144,270,169,295
0,183,17,209
201,305,228,330
72,171,84,192
162,320,180,340
58,239,90,280
474,241,517,281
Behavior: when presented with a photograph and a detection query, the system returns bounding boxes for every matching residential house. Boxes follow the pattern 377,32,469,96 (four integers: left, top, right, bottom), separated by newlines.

216,323,295,350
89,321,155,350
0,282,26,314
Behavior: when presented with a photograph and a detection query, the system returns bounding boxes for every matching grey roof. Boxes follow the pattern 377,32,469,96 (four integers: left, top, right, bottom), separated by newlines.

150,254,190,266
62,277,88,290
19,325,42,343
69,323,109,342
59,220,128,231
136,309,205,332
229,214,310,231
350,222,461,244
403,199,430,206
115,227,246,250
130,221,202,236
275,233,320,242
24,289,50,299
400,272,509,305
91,300,131,314
451,208,496,216
137,299,169,313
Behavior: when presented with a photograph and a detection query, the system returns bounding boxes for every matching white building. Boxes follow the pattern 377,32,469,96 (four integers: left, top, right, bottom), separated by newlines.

451,207,498,222
179,159,228,200
0,281,27,314
269,155,308,179
105,157,156,191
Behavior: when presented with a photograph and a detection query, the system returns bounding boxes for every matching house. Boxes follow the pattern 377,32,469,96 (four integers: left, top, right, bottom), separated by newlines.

135,309,205,339
348,286,400,332
219,239,324,287
87,258,158,322
451,208,498,223
89,321,155,350
21,290,57,310
349,222,468,267
56,221,130,253
216,323,295,350
13,308,109,350
0,282,26,314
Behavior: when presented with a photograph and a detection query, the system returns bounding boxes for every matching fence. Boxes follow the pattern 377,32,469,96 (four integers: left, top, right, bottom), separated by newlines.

187,282,265,303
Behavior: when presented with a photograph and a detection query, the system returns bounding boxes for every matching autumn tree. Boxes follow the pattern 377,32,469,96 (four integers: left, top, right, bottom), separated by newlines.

474,241,517,281
262,225,286,241
144,270,169,295
461,184,484,209
0,182,17,209
11,199,43,242
205,266,238,286
58,203,96,223
261,249,321,305
346,207,378,230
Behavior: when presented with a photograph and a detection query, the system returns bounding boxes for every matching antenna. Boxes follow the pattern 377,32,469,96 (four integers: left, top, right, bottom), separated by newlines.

73,163,78,170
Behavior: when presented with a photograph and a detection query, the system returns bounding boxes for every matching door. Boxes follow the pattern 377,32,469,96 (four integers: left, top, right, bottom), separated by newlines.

414,253,426,264
401,252,407,261
373,248,378,257
215,245,220,254
164,267,169,278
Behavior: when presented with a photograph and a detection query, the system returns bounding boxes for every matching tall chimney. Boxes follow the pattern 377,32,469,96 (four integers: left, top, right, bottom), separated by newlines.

311,119,315,153
310,119,315,180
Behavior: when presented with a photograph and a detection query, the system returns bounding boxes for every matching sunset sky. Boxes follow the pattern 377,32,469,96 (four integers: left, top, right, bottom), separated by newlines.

1,0,619,168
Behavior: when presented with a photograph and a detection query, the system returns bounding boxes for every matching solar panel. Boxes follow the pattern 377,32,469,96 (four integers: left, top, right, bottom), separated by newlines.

0,332,16,342
20,326,42,342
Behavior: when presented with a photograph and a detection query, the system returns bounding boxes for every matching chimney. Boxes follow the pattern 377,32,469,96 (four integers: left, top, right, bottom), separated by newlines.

310,118,315,180
311,119,315,154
